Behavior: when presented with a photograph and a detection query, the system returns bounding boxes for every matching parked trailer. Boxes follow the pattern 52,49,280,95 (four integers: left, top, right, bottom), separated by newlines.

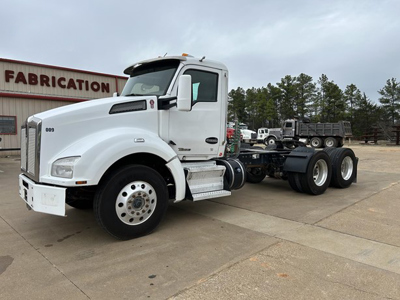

18,54,358,240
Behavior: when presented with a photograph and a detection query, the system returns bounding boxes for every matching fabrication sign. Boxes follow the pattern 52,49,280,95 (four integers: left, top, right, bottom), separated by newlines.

3,70,110,93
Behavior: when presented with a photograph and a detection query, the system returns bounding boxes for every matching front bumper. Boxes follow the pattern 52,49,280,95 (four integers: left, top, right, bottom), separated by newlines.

19,174,66,216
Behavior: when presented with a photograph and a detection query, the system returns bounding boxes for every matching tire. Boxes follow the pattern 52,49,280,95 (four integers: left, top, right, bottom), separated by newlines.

288,172,303,193
324,137,338,148
94,165,168,240
266,137,276,145
246,168,266,183
310,137,323,148
299,151,332,195
337,138,344,147
324,148,357,188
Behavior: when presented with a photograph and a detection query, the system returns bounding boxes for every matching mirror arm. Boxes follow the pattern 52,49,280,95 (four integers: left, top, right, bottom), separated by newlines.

158,96,177,110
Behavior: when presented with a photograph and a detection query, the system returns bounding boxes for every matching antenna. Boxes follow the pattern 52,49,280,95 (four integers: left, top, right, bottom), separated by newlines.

163,53,168,57
199,56,206,62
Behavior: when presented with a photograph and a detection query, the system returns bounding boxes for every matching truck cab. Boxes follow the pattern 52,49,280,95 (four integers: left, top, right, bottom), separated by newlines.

282,119,297,138
257,127,283,145
18,54,246,240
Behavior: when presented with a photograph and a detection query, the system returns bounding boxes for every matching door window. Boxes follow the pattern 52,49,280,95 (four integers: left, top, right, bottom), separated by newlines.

183,69,218,102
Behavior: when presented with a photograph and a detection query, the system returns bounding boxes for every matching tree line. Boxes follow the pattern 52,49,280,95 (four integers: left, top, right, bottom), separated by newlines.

228,75,400,138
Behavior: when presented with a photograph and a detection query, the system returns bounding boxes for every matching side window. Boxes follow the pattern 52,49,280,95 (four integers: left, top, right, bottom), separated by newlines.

184,69,218,102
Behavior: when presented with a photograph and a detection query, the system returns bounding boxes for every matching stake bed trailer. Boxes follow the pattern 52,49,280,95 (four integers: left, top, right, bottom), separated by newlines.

18,54,358,240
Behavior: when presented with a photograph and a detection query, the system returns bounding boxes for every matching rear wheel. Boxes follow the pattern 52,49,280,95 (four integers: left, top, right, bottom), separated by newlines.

299,151,332,195
288,172,303,193
324,148,357,188
310,137,323,148
324,137,338,148
94,165,168,240
246,168,266,183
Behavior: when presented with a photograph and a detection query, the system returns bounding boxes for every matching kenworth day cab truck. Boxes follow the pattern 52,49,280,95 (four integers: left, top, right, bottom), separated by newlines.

18,54,358,240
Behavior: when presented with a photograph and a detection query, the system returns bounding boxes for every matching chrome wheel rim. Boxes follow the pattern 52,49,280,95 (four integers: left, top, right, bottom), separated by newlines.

115,181,157,225
341,156,353,180
313,159,328,186
326,139,334,147
311,139,320,147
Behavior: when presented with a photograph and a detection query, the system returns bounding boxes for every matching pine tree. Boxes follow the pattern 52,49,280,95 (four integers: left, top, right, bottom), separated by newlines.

344,84,362,123
277,75,297,119
295,73,316,119
228,87,247,123
378,78,400,125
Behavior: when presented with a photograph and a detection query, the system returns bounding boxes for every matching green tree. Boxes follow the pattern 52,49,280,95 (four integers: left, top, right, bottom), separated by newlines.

245,87,260,130
344,84,362,123
228,87,246,123
277,75,297,120
353,93,383,137
378,78,400,125
317,75,344,122
295,73,316,119
261,84,281,127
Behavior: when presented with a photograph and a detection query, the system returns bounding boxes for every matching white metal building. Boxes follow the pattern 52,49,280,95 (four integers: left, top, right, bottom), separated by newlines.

0,58,127,155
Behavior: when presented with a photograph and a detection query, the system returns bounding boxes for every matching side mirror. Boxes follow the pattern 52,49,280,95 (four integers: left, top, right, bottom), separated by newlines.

177,75,192,111
113,92,119,97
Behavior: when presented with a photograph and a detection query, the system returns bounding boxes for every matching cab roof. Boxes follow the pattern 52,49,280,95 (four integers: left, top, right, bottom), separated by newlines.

123,55,227,75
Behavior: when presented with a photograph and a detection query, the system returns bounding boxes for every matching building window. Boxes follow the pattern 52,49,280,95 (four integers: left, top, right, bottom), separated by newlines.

0,116,17,134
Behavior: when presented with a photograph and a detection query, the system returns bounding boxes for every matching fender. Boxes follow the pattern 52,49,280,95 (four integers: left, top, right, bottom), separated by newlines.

40,127,186,200
283,147,316,173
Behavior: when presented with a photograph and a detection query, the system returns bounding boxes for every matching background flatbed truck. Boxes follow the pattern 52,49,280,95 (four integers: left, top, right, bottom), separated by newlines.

18,54,358,240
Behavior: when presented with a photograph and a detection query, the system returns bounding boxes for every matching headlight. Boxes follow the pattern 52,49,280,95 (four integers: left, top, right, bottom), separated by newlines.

51,156,80,179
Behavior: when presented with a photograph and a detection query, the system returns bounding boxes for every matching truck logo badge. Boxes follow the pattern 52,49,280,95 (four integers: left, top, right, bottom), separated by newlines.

150,99,154,109
205,137,218,144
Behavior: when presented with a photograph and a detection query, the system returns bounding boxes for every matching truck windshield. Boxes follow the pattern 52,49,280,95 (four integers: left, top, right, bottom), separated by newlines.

121,60,180,97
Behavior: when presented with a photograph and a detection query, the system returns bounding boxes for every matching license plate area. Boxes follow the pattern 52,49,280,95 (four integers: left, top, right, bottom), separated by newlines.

18,174,66,216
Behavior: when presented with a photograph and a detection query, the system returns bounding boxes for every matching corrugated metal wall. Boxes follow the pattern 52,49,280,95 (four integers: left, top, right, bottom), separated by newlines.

0,59,127,156
0,97,67,154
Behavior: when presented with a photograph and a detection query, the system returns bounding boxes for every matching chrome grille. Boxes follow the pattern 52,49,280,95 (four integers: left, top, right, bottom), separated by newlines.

21,128,27,171
21,117,41,181
27,128,36,174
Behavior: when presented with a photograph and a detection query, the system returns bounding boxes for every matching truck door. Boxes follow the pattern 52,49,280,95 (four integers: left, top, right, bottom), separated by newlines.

168,66,225,160
283,120,295,137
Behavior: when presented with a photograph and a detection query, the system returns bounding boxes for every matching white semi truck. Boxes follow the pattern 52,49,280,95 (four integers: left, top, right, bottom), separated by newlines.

18,54,358,240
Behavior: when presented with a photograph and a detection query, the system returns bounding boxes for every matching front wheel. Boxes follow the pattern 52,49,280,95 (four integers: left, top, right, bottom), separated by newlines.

94,165,168,240
266,137,276,145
